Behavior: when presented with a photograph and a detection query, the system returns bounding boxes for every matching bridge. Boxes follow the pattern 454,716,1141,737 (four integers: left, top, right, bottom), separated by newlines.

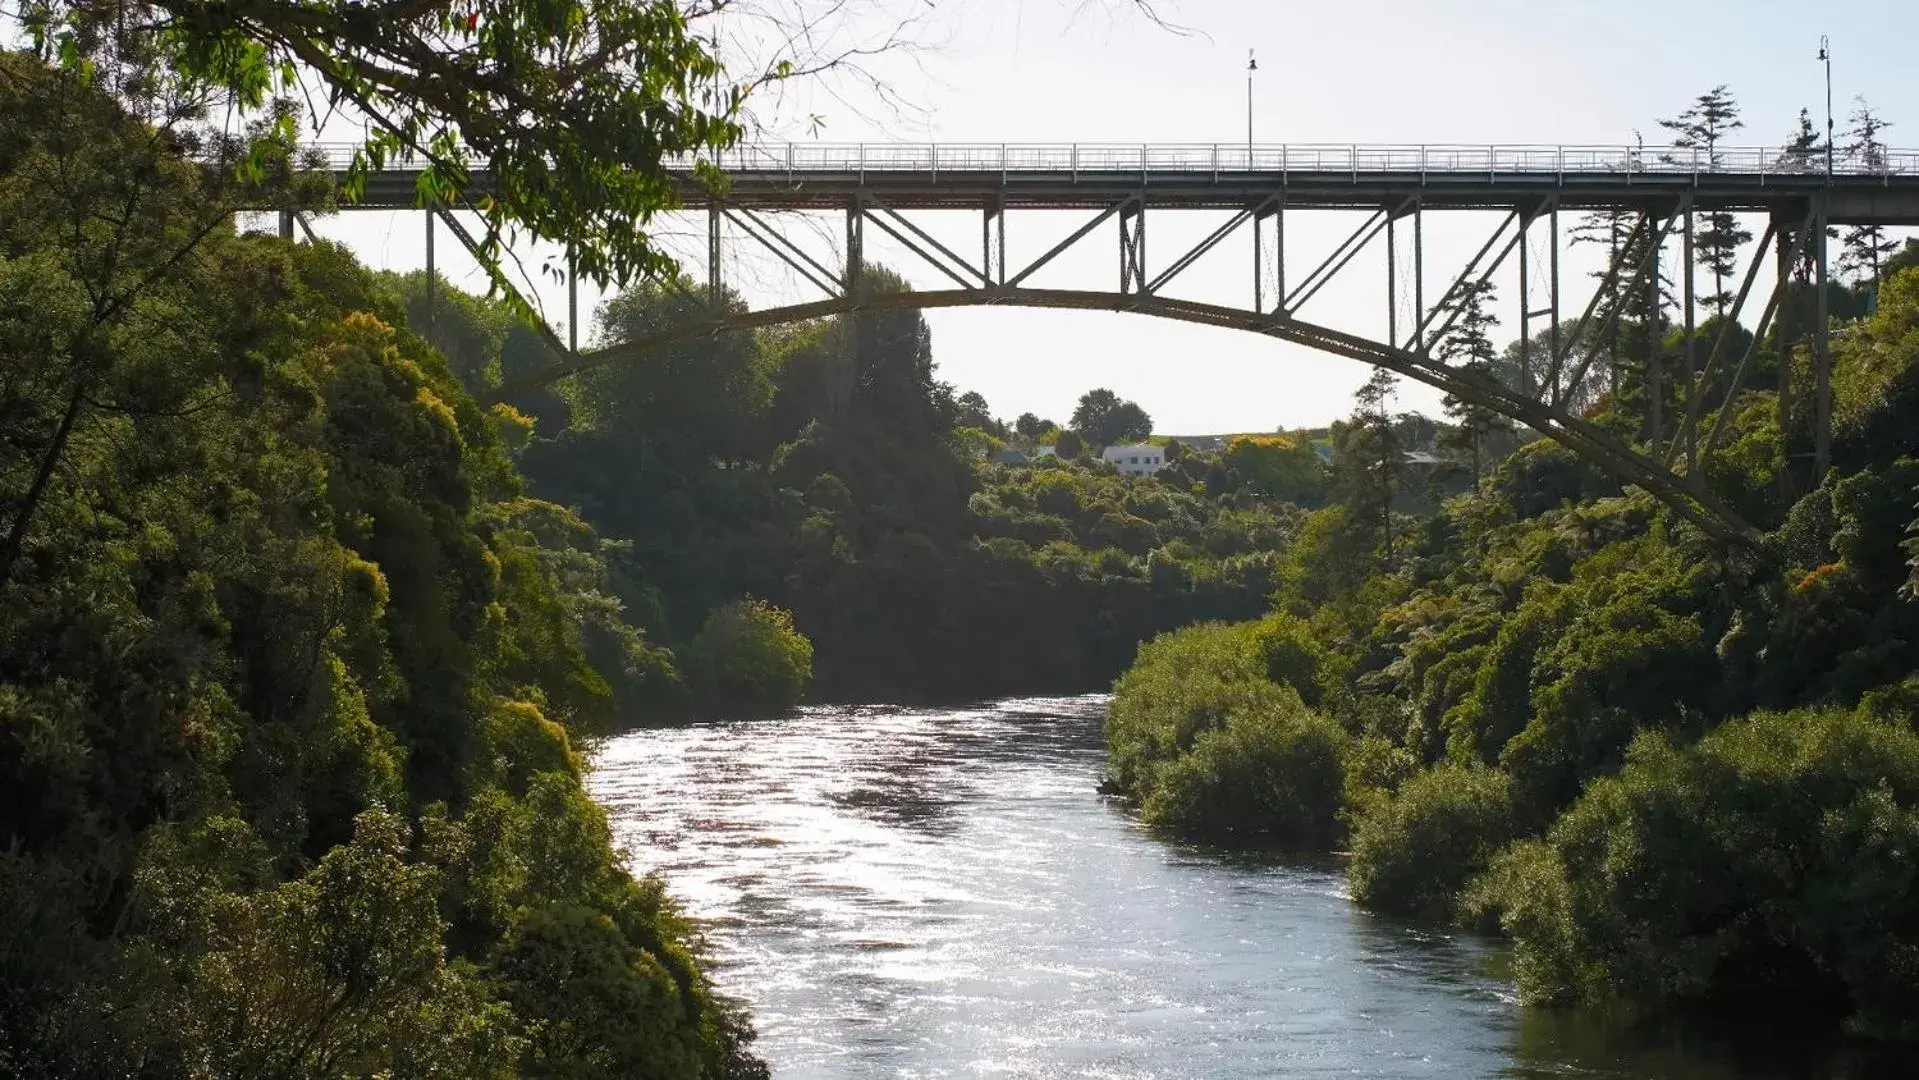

276,141,1919,544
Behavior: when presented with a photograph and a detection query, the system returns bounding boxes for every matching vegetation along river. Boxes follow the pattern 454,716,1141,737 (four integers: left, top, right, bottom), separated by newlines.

589,697,1917,1079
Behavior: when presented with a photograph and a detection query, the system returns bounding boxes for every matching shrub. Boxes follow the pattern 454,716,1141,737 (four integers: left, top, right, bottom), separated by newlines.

684,599,814,714
1465,706,1919,1037
1139,702,1347,848
1106,619,1346,847
1348,763,1513,922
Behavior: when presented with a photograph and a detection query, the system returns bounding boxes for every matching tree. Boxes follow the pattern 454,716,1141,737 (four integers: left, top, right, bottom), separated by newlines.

1055,429,1086,459
1776,107,1826,173
1337,369,1404,560
18,0,741,310
956,391,1003,436
1071,388,1153,447
1840,99,1900,293
1434,282,1511,481
1014,412,1058,441
1661,87,1751,316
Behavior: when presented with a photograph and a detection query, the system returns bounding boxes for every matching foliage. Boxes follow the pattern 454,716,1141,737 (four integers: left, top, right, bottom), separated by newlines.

1070,387,1153,447
1467,707,1919,1038
1661,85,1751,315
0,66,759,1075
1348,763,1513,923
685,599,814,715
16,0,741,316
1104,619,1343,847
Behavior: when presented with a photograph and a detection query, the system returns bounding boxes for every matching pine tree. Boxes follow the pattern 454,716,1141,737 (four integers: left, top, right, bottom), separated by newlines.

1339,368,1404,560
1434,282,1511,481
1840,97,1899,290
1661,86,1752,316
1776,107,1825,173
1570,208,1633,397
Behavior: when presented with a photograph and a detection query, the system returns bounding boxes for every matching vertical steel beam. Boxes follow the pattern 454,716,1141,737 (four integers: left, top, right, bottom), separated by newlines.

1777,219,1795,500
1254,199,1281,315
1814,197,1832,480
984,196,1005,288
1682,208,1696,470
1386,211,1397,349
1548,206,1561,401
567,245,579,355
1276,194,1286,307
278,207,294,240
1647,218,1664,447
1119,198,1146,295
1413,201,1425,353
424,206,436,337
845,198,864,299
708,204,723,307
1519,209,1532,397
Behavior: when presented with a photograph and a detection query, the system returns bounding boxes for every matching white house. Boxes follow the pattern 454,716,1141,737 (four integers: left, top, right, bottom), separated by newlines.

1101,443,1165,477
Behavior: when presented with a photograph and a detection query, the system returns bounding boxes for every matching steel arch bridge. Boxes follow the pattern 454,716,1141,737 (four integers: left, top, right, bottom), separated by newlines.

278,140,1919,545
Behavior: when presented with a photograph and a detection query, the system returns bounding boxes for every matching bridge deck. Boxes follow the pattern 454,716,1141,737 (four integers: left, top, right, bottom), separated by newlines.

324,142,1919,223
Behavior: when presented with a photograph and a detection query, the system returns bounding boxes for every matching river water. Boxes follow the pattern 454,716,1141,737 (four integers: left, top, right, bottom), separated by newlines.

589,696,1910,1079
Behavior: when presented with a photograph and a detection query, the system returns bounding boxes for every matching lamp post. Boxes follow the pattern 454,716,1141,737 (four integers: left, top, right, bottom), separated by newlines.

1818,35,1833,179
1246,49,1257,164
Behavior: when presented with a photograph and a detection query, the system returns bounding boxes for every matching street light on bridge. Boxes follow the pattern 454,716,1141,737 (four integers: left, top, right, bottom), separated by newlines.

1247,49,1257,163
1818,35,1833,179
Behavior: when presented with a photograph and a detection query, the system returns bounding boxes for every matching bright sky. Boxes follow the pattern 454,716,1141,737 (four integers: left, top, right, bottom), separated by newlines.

292,0,1919,435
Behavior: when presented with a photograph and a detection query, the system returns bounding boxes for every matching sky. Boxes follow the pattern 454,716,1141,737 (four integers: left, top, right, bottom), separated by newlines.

290,0,1919,435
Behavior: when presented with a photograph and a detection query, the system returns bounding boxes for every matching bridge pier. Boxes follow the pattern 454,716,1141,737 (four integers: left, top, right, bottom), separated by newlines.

1813,197,1832,481
425,205,436,337
984,197,1005,288
1119,199,1145,294
845,197,864,298
709,204,723,307
1253,197,1282,315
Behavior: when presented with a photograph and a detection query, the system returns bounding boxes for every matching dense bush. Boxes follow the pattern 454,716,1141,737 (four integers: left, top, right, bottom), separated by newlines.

1348,763,1513,922
1466,706,1919,1037
0,56,760,1075
1140,702,1347,847
1105,620,1345,846
685,598,815,714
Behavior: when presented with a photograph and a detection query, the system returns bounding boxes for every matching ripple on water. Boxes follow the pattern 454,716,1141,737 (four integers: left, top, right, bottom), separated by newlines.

587,696,1918,1080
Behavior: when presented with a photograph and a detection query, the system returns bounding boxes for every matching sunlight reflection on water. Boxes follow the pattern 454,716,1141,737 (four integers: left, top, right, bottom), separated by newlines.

588,696,1912,1079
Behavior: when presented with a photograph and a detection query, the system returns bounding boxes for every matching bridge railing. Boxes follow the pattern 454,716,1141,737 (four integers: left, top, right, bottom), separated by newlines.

304,142,1919,179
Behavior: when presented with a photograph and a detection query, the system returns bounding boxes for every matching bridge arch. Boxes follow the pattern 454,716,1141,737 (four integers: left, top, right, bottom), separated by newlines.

486,286,1760,544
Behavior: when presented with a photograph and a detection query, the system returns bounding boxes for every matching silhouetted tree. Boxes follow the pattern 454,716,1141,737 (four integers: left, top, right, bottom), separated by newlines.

1661,86,1750,316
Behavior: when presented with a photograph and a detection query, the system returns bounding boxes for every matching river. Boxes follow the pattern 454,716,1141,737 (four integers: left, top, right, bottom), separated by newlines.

588,695,1911,1079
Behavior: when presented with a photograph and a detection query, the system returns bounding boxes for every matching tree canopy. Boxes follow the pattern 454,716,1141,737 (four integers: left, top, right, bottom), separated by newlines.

1071,387,1153,447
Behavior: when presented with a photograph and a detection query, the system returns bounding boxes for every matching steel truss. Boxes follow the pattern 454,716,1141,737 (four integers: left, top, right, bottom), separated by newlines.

431,187,1856,546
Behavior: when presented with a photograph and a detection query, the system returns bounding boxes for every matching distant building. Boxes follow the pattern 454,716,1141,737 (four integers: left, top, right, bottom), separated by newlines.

1033,445,1058,458
1101,443,1166,477
991,449,1029,465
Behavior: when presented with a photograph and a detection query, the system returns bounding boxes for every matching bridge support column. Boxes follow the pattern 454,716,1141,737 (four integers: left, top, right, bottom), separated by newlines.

1647,217,1665,449
845,197,864,299
1386,211,1397,348
278,207,294,241
1253,198,1282,315
1519,210,1531,398
1682,206,1697,473
567,245,579,356
709,204,723,307
1412,201,1423,352
984,197,1004,288
1777,219,1796,500
1548,206,1560,398
1119,198,1145,295
424,206,436,338
1814,197,1831,481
